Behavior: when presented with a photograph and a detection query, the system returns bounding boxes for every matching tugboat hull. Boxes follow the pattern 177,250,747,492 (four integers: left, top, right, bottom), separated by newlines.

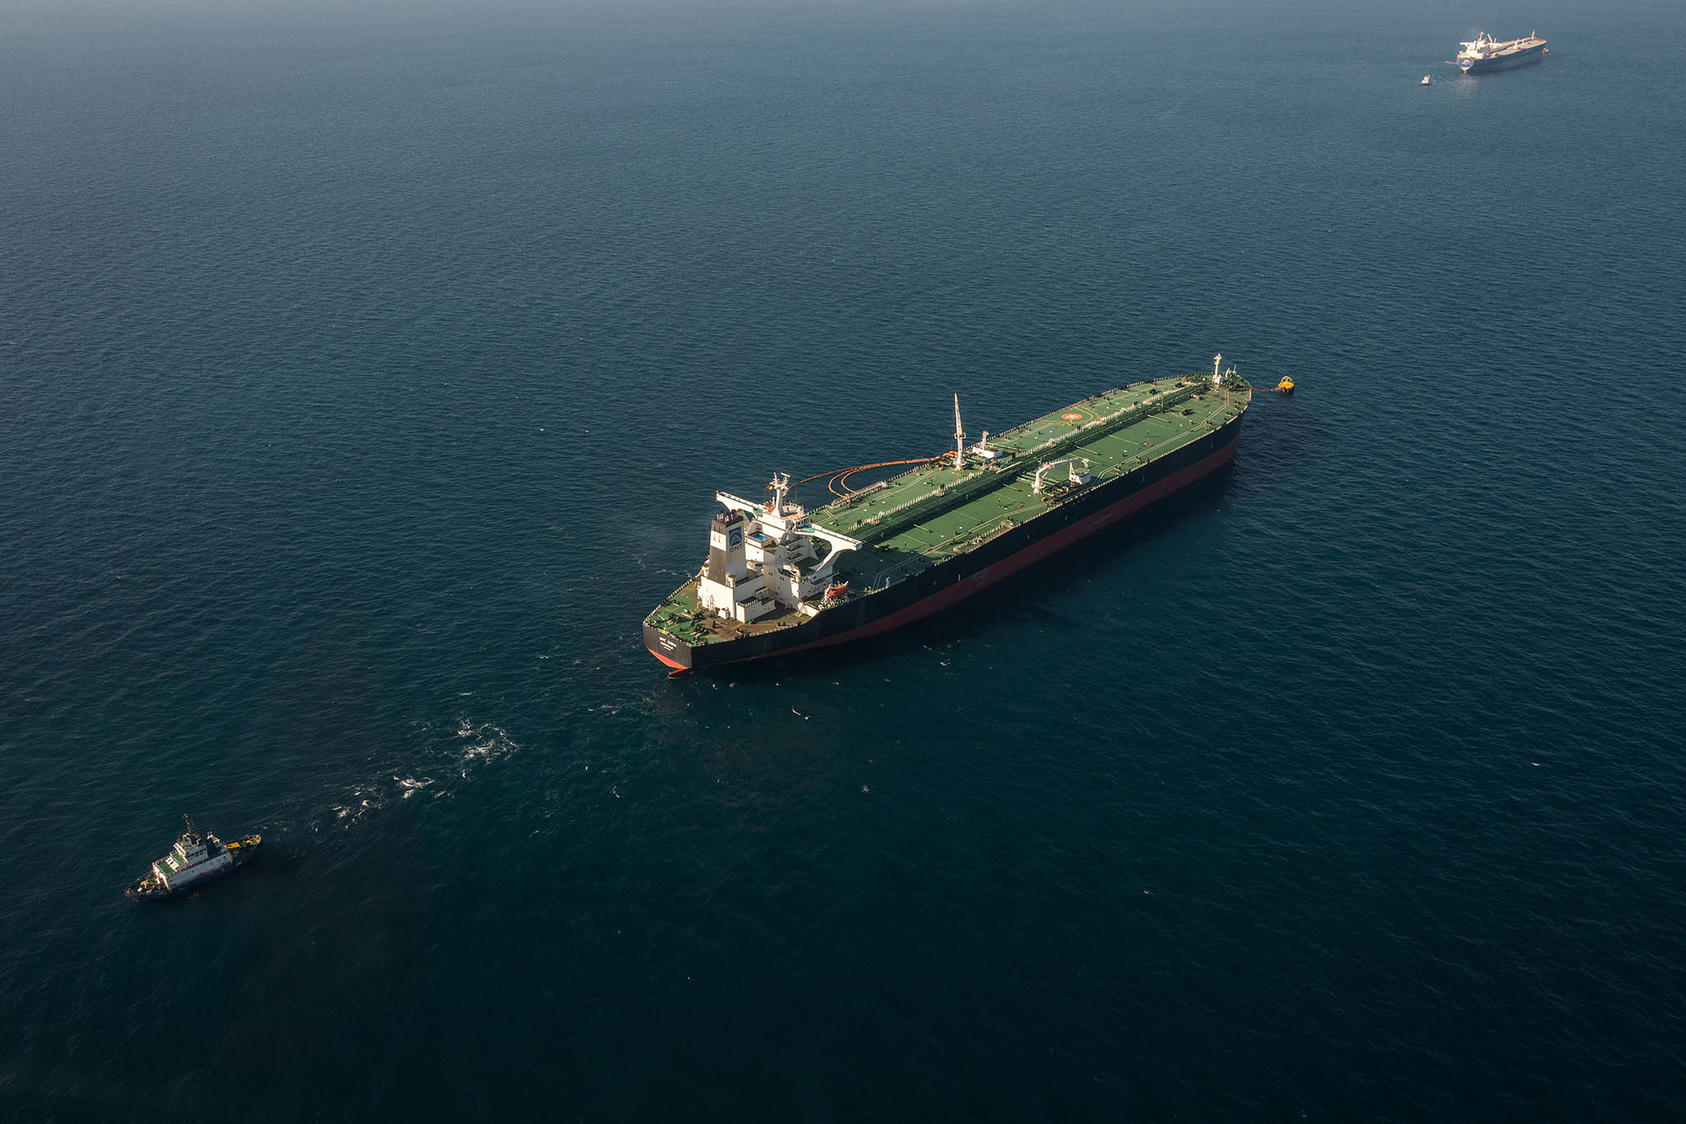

124,832,262,901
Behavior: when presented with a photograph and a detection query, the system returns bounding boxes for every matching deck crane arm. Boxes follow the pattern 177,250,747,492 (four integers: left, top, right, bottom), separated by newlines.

1033,457,1092,494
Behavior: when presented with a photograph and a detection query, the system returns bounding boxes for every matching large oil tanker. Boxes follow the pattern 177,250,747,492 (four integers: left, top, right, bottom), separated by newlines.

1450,31,1547,74
644,356,1252,671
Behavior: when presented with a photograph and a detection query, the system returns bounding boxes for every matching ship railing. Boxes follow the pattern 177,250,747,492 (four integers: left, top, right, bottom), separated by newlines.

826,466,1005,541
1019,383,1199,461
824,380,1231,546
923,514,1024,558
832,386,1202,543
822,478,893,510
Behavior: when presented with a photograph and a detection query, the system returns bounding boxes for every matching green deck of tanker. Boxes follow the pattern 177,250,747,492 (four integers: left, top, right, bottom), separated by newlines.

647,372,1249,646
809,374,1249,588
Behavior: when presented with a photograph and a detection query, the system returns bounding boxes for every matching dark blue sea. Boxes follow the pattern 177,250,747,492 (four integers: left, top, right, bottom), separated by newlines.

3,0,1683,1119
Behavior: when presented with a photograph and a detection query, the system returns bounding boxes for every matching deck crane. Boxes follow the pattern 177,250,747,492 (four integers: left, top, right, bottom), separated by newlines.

1032,457,1092,494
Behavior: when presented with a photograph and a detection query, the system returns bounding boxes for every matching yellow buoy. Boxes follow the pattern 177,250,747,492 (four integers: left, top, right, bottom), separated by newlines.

1276,376,1296,394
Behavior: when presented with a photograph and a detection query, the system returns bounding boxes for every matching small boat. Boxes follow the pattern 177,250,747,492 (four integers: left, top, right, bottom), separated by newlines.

125,815,262,901
1420,75,1432,86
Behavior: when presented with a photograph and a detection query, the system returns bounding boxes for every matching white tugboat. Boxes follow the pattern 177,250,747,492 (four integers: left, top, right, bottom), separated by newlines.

125,815,262,901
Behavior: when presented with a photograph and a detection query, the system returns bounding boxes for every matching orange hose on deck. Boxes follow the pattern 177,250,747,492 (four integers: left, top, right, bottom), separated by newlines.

800,456,943,497
797,456,940,486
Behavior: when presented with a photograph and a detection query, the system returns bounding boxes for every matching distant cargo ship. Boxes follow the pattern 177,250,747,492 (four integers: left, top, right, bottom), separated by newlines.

643,356,1251,671
1451,32,1547,74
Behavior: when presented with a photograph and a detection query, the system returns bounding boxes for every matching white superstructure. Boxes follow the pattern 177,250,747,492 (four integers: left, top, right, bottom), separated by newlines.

149,824,234,891
695,474,864,623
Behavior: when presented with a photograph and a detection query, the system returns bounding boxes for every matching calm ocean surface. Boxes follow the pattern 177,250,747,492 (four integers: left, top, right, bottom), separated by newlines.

3,0,1683,1119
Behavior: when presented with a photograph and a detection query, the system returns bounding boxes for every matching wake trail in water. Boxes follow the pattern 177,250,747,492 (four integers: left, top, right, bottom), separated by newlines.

306,713,521,838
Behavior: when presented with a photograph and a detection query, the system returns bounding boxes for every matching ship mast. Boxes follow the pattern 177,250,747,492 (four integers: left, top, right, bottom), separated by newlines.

953,393,966,466
767,472,791,517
